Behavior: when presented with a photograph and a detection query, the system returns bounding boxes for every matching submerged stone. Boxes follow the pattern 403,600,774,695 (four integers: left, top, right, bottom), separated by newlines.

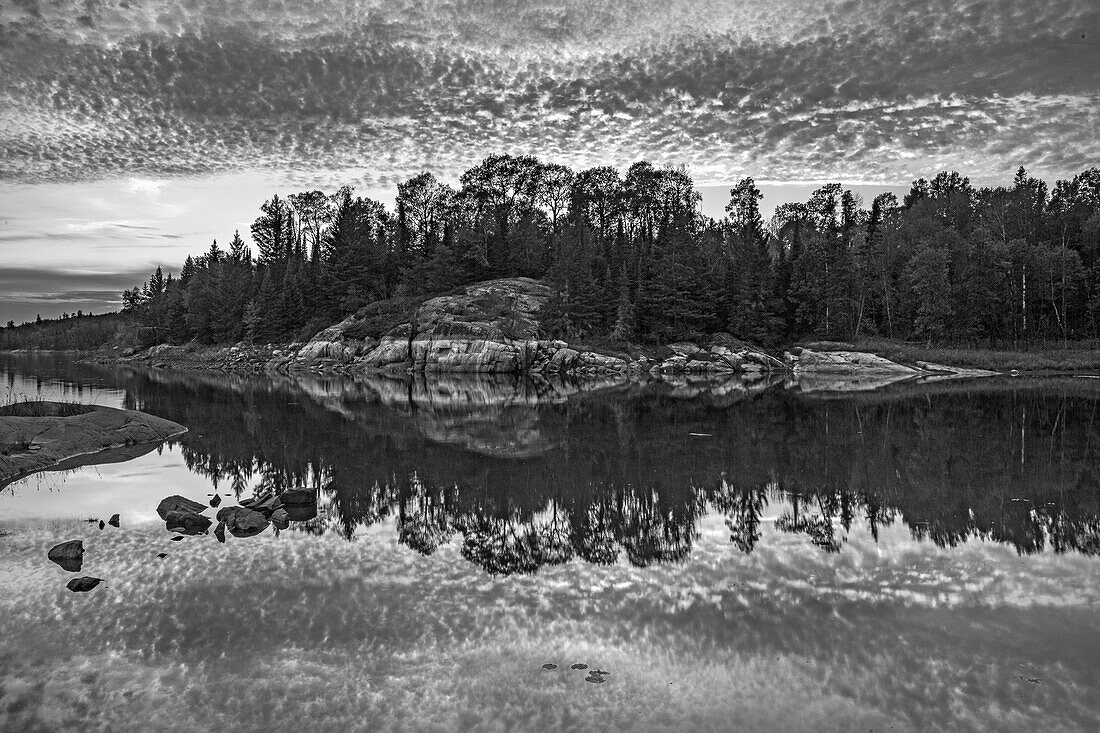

47,540,84,572
216,506,269,537
163,510,212,535
66,576,103,593
156,495,206,520
271,508,290,530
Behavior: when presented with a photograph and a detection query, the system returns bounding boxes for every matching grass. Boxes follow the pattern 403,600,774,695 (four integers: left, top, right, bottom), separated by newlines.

0,400,95,418
823,338,1100,373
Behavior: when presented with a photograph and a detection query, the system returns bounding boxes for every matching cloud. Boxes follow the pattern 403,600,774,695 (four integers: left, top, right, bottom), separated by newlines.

0,266,151,291
1,0,1097,187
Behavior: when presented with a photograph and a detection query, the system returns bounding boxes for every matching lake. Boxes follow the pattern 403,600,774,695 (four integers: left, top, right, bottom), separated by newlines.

2,352,1100,732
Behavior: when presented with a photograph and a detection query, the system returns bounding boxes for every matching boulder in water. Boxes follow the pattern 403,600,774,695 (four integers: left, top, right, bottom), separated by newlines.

108,513,120,527
215,506,269,537
47,540,84,572
163,510,212,535
156,495,206,520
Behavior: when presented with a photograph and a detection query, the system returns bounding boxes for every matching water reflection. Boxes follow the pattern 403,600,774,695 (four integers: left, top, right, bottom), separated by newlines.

4,353,1100,575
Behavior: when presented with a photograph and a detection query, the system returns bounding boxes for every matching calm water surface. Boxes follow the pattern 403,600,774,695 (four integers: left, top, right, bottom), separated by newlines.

2,352,1100,732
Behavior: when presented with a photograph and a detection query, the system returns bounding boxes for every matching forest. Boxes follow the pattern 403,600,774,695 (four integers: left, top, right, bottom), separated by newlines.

4,156,1100,351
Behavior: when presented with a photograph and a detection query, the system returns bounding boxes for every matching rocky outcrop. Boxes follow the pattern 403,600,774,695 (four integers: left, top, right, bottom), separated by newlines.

648,335,787,376
0,404,188,489
786,348,919,375
915,361,1000,378
292,278,632,376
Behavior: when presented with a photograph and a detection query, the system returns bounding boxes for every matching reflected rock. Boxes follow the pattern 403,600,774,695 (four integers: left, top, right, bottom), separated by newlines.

47,540,84,572
156,495,206,520
216,507,269,537
241,493,279,518
108,513,120,527
279,489,317,522
280,489,316,505
278,489,311,505
66,576,103,593
164,510,212,535
283,503,318,522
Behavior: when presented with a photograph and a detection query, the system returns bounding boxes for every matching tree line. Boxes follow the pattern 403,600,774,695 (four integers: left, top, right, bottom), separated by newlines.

10,156,1100,350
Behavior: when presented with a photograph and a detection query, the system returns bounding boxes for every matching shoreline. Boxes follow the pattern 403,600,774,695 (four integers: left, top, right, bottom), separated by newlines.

7,337,1100,396
9,339,1100,379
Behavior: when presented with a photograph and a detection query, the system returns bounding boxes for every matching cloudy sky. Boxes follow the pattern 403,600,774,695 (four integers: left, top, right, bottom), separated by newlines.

1,0,1097,323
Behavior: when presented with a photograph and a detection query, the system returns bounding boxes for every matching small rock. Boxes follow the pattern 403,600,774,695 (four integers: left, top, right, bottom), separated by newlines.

99,520,105,530
214,521,226,543
169,536,183,542
209,494,222,508
271,508,290,530
585,673,606,684
48,540,85,572
570,663,588,670
108,514,120,528
156,553,168,559
66,577,103,593
541,663,558,670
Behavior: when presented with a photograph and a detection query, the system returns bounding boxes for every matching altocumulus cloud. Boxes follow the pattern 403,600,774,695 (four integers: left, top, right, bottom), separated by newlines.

1,0,1097,187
